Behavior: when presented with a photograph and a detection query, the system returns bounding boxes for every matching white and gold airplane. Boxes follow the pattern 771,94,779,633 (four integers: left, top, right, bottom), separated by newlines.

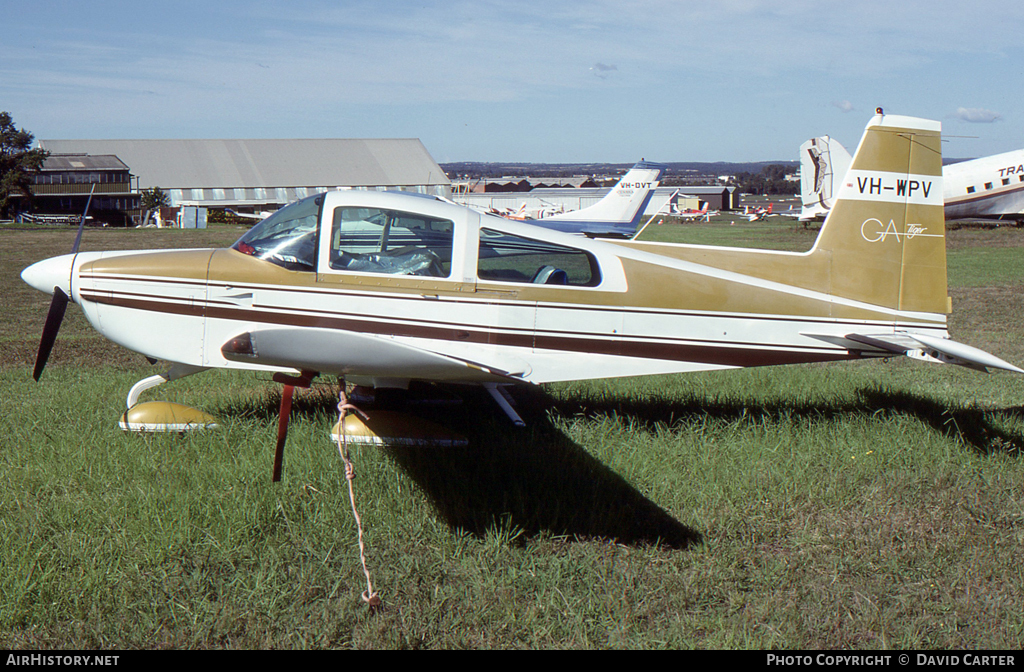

22,111,1022,467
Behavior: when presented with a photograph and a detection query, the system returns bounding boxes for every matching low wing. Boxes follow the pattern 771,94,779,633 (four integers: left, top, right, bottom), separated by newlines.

220,327,531,382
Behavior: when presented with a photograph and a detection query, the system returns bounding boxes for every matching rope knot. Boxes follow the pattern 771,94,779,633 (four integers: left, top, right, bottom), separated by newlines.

363,591,383,611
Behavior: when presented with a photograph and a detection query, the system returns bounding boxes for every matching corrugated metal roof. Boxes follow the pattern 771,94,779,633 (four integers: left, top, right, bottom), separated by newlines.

41,154,129,171
38,139,449,190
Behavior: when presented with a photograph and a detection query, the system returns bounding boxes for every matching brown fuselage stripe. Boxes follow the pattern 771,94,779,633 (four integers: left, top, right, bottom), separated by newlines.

79,272,944,330
80,290,858,369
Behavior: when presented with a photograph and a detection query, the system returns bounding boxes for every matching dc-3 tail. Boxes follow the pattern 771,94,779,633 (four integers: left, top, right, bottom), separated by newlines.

799,135,852,221
812,111,1022,373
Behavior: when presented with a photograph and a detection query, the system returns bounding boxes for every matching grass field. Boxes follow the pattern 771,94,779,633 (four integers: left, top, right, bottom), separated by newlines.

1,218,1023,649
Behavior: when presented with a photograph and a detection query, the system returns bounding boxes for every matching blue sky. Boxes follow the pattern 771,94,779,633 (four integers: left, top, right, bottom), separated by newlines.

3,0,1022,163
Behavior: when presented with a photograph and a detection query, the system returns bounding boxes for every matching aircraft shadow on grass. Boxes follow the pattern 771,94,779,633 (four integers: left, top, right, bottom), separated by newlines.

219,384,702,550
218,381,1022,550
542,385,1024,459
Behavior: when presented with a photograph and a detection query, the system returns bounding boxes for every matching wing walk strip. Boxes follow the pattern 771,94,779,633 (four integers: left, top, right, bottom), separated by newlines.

78,286,942,369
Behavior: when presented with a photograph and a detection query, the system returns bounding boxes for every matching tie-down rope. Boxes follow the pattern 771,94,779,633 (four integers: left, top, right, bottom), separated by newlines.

335,384,382,611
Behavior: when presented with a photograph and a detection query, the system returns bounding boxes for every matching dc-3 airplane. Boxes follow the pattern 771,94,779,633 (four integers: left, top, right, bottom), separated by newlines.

800,133,1024,222
22,111,1023,476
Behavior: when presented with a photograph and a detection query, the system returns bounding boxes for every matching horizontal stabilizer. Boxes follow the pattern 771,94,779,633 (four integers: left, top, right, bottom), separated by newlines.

906,332,1024,374
806,331,1024,373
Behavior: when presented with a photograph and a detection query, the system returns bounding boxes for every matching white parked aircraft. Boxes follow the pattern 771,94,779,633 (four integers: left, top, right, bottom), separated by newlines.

800,133,1024,222
519,160,667,237
944,150,1024,221
799,136,853,221
226,209,277,221
22,111,1022,474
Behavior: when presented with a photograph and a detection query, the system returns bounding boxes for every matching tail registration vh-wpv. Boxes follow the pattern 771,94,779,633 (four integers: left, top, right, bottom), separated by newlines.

22,111,1022,468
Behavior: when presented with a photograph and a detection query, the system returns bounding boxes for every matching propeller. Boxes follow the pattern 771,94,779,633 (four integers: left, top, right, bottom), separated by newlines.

33,287,70,381
32,185,94,381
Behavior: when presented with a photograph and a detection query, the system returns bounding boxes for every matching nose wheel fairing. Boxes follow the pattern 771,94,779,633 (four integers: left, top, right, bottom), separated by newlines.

118,364,218,433
119,401,221,432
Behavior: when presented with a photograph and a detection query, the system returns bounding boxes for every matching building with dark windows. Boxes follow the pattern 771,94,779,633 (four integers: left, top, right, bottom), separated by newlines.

17,154,140,226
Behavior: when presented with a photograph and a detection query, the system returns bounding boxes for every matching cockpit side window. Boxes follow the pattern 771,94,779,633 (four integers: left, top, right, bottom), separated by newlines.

477,228,601,286
232,195,322,271
328,207,454,278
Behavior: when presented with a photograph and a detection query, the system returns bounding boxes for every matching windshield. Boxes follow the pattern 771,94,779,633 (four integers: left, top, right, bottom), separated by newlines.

232,195,323,271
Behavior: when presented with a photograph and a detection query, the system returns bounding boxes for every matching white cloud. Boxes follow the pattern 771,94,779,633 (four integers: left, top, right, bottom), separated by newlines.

831,100,854,113
954,107,1002,123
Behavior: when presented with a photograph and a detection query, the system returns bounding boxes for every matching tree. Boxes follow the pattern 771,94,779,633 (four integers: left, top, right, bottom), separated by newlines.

733,164,799,196
140,187,169,226
0,112,49,218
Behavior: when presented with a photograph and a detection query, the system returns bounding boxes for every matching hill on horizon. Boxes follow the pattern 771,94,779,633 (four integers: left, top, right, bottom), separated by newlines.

440,160,799,180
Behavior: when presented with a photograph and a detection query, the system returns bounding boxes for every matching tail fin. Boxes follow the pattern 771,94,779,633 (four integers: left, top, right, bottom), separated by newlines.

540,160,666,236
799,135,852,220
812,112,947,315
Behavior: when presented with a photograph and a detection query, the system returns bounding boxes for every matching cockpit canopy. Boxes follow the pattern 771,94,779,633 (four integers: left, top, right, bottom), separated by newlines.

232,191,603,287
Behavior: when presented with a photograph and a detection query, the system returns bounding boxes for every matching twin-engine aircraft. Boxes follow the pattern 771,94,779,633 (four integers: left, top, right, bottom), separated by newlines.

22,111,1022,467
800,133,1024,223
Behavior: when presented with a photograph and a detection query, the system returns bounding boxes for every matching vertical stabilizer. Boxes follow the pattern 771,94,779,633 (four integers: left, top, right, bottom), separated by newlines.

812,112,948,314
799,135,852,220
539,161,666,236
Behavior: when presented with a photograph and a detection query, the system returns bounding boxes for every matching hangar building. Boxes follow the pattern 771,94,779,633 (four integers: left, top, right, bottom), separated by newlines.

38,138,451,216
